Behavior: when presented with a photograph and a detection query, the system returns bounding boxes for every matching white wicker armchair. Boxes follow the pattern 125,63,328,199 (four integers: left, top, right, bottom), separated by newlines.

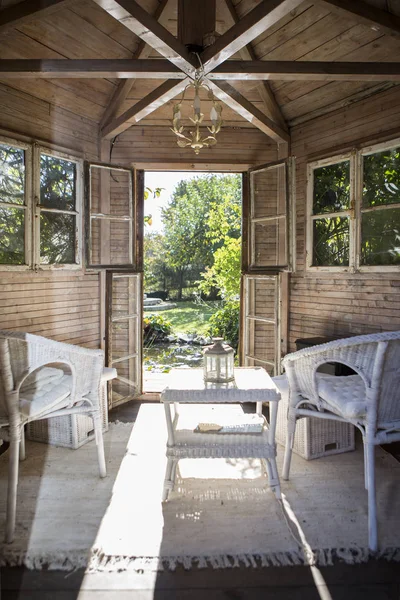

281,331,400,551
0,330,108,543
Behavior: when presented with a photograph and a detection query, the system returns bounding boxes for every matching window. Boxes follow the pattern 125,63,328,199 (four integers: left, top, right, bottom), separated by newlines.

307,140,400,271
0,136,82,269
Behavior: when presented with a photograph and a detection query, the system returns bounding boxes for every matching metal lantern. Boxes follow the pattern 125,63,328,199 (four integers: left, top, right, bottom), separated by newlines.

203,337,234,383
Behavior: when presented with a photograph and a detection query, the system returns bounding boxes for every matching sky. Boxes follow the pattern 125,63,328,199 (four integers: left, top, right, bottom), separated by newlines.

144,171,210,233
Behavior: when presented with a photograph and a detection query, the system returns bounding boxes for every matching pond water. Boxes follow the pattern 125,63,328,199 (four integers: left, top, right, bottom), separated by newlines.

143,343,204,373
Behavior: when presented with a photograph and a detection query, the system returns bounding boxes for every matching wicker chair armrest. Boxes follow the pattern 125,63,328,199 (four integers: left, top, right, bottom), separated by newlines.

282,331,400,408
0,330,105,406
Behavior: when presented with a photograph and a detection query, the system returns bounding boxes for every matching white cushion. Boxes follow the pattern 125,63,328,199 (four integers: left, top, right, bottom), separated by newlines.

21,367,65,394
317,375,367,419
19,375,72,419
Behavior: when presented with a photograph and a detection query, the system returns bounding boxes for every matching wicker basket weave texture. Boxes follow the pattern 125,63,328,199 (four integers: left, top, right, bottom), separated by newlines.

273,375,355,460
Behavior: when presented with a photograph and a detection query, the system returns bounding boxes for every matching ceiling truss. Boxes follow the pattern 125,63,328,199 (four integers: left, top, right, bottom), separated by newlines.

0,0,400,143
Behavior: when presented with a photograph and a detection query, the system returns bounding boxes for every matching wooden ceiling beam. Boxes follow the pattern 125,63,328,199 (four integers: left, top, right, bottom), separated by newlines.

222,0,287,133
209,61,400,81
318,0,400,40
100,0,170,130
92,0,197,76
0,0,70,33
101,78,189,139
207,79,290,143
200,0,306,73
0,59,185,79
2,59,400,82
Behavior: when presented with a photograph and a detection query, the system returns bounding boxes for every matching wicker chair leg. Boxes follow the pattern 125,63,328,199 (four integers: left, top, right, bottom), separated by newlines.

282,414,297,481
93,412,106,478
365,442,378,551
162,457,175,502
19,426,26,462
363,437,369,490
6,438,20,544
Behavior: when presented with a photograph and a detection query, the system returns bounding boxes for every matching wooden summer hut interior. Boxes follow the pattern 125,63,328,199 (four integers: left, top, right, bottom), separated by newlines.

1,1,400,595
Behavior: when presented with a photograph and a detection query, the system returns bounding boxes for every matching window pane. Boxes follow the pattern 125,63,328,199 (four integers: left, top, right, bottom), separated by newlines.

90,218,132,265
246,277,277,320
313,161,350,214
0,205,25,264
252,218,286,267
361,208,400,265
251,165,286,219
363,147,400,208
0,144,25,206
89,166,131,216
40,213,76,264
40,154,76,211
313,217,349,266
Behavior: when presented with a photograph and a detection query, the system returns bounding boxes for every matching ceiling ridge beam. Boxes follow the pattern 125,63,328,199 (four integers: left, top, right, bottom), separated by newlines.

318,0,400,39
2,59,400,82
0,0,70,33
207,79,289,143
101,78,189,140
92,0,197,76
100,0,170,131
200,0,306,73
222,0,287,132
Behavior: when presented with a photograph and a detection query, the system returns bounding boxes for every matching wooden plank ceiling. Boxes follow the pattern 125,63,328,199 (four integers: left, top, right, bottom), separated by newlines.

0,0,399,140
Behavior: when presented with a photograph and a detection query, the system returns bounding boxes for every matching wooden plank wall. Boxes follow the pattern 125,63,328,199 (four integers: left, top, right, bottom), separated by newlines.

0,83,101,349
112,125,279,169
289,85,400,351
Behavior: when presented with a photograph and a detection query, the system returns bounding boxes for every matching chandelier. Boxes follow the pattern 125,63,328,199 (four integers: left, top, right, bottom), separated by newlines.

171,73,223,154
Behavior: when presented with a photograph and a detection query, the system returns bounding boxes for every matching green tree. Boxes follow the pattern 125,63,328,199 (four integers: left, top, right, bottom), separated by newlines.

162,174,241,299
198,178,242,300
144,231,170,291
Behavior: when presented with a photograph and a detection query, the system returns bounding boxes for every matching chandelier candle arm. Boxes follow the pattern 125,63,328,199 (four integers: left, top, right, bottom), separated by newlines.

171,76,223,154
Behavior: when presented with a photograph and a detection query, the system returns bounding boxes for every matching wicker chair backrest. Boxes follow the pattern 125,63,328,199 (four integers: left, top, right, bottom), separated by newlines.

282,331,400,427
0,331,104,419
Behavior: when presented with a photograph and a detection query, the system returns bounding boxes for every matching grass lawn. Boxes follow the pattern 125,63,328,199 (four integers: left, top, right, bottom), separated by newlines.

144,301,218,336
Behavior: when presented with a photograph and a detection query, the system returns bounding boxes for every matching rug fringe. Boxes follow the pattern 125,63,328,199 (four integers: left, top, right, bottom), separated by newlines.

2,546,400,572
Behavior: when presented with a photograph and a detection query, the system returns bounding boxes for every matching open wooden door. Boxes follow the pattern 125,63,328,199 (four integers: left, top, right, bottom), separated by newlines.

241,159,294,374
85,163,144,408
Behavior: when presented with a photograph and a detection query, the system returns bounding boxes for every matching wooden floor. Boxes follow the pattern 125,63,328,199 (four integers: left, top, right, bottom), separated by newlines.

1,399,400,599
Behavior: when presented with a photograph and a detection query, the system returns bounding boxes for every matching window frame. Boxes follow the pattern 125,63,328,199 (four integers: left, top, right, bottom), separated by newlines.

34,145,82,270
0,135,83,271
307,140,400,273
0,135,32,271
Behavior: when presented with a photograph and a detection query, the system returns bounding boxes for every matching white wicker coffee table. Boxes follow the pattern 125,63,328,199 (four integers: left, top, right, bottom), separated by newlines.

160,367,281,500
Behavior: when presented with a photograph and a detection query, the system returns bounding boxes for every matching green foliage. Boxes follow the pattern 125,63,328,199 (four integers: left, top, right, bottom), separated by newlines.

161,174,241,298
143,313,172,346
0,145,77,265
0,144,26,264
39,154,76,264
144,186,164,226
361,147,400,265
312,150,400,266
199,237,241,300
207,299,240,351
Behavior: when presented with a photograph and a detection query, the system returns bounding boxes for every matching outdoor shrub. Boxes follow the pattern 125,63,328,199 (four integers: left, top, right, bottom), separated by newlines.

143,314,172,346
207,300,240,352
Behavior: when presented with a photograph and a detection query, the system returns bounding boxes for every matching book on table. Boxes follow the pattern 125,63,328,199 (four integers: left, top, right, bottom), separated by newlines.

194,413,265,434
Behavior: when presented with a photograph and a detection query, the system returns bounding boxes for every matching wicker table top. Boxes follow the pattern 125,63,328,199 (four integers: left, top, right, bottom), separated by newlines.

160,367,280,404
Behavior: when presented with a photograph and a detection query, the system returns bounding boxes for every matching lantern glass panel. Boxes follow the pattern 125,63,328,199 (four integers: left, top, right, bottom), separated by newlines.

203,338,234,383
